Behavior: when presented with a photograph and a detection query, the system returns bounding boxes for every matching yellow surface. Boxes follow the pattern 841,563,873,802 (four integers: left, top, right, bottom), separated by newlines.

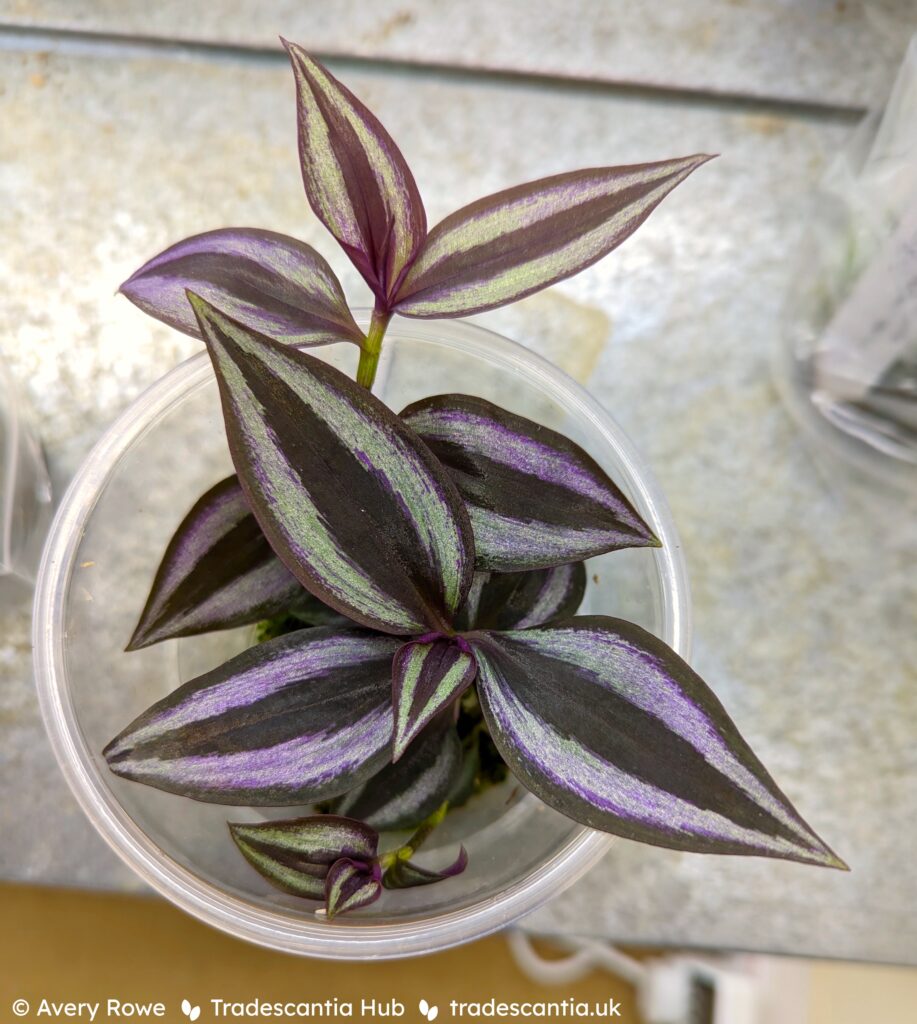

6,883,917,1023
808,960,917,1024
1,884,641,1022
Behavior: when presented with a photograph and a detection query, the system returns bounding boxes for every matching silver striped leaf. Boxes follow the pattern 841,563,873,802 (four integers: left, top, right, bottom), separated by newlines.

190,294,474,635
393,157,711,317
120,228,362,346
469,619,846,868
105,628,401,805
401,394,657,571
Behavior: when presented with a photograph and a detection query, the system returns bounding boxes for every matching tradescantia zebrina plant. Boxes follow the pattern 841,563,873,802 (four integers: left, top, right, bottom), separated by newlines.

107,42,846,920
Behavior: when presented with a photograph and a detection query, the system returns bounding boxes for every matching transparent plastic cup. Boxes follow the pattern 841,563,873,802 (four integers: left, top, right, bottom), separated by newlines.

33,317,691,959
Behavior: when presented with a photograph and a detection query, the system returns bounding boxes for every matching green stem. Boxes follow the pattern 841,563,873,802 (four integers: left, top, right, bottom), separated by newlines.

379,801,449,870
355,308,392,390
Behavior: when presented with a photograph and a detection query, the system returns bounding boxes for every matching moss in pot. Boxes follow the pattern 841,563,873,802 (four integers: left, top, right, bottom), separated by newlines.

105,41,846,921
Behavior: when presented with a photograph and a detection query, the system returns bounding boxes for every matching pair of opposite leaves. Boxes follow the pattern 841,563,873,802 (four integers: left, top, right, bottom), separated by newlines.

120,42,713,346
108,45,842,870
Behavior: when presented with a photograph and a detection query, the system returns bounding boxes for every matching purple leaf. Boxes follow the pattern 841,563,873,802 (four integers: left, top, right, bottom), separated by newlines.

330,720,463,831
189,294,474,635
469,619,846,868
401,394,657,571
382,846,468,890
392,638,477,759
127,475,309,650
229,815,378,900
456,563,587,632
282,42,426,305
105,627,400,805
325,857,383,918
393,156,711,317
120,228,362,346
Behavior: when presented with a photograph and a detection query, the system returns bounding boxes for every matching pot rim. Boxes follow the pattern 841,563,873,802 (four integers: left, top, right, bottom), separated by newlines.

32,314,691,959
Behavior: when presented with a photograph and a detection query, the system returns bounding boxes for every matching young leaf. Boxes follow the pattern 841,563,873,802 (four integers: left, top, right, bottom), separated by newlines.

105,628,400,805
383,846,468,890
190,294,474,635
401,394,656,571
325,857,383,918
282,41,426,304
469,619,846,868
393,156,712,317
127,475,308,650
229,815,378,900
455,563,587,632
120,228,362,346
330,721,463,831
392,639,476,759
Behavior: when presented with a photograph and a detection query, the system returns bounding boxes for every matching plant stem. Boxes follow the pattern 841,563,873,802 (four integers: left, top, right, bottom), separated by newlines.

379,801,449,870
355,308,392,390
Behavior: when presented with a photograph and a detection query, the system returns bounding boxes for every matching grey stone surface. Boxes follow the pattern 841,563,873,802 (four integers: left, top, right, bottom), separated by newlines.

0,0,914,109
1,32,916,962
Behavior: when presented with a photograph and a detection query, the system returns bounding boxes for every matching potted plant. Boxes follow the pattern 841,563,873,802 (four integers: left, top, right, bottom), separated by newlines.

36,42,844,945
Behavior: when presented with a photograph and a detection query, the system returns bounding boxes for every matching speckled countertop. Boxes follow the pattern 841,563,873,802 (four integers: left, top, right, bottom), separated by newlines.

2,6,917,963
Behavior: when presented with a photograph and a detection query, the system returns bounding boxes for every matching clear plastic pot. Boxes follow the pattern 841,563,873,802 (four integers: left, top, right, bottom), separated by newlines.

33,316,691,959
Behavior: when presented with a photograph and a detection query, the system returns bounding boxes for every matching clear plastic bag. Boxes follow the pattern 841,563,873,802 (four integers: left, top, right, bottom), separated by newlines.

0,354,52,586
779,34,917,491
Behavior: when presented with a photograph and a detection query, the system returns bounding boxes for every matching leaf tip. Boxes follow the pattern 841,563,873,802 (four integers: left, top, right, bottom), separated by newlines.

185,289,221,343
280,36,308,68
792,818,847,871
677,153,716,174
125,619,155,652
102,736,130,772
184,287,208,315
810,842,849,872
227,820,252,850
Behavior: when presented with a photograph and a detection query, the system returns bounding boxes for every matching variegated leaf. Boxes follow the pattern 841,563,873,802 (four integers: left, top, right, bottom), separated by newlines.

455,563,587,632
128,475,308,651
229,815,378,900
383,846,468,890
330,720,463,831
190,294,474,635
401,394,656,571
283,42,426,303
392,638,476,759
393,156,711,317
105,628,400,805
120,228,362,345
470,619,846,868
325,858,383,918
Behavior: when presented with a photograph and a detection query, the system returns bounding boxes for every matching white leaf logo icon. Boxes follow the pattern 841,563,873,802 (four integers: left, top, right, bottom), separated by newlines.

419,1000,438,1021
181,1000,201,1021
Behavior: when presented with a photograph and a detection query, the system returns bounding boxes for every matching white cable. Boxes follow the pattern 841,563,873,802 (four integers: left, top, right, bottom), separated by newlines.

507,932,760,1024
506,930,648,987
